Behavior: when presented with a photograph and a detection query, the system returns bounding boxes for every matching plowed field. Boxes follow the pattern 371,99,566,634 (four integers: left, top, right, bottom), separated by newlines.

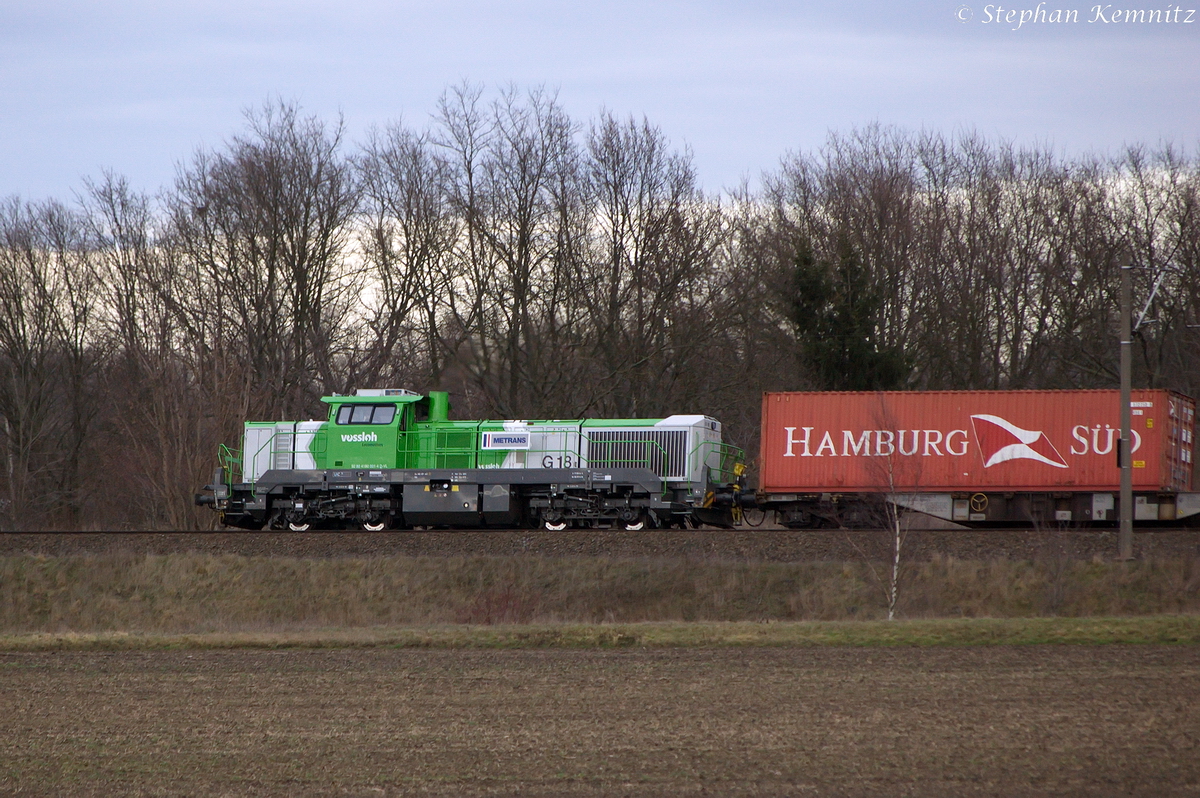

2,646,1196,796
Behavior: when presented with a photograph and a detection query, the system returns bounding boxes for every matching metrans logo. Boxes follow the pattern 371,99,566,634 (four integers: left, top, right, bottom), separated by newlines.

481,431,530,450
340,432,378,443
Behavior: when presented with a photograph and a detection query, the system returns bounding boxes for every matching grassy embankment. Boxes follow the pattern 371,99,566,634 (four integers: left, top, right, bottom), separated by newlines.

5,616,1200,651
1,552,1197,649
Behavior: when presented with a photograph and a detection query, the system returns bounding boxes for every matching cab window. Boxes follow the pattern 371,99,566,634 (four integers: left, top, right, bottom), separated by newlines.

335,404,398,425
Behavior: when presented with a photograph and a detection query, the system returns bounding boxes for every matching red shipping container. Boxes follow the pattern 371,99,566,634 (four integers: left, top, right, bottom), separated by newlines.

759,390,1196,494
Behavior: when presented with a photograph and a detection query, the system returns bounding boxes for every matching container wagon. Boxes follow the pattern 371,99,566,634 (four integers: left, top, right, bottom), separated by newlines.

758,390,1199,527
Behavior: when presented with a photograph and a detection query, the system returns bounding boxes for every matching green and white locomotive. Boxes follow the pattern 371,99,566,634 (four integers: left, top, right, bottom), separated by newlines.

196,389,746,530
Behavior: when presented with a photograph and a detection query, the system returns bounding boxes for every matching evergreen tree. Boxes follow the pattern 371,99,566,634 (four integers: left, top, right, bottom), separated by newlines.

789,237,909,390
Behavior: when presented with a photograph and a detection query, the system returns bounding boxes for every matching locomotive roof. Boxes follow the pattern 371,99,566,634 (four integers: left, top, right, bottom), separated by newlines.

320,391,425,405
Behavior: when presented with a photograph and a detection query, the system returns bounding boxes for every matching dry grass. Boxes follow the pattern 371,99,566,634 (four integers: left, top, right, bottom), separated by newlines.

2,552,1199,635
2,616,1199,652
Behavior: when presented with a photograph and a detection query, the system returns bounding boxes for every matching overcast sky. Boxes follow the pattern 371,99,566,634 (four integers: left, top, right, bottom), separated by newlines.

2,0,1197,199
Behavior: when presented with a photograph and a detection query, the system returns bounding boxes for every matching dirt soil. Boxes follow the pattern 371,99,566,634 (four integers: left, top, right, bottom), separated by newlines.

0,646,1195,797
2,526,1198,561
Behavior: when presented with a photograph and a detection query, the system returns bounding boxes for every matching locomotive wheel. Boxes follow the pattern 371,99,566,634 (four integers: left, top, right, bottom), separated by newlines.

619,508,645,531
542,509,567,531
288,521,311,532
362,520,386,531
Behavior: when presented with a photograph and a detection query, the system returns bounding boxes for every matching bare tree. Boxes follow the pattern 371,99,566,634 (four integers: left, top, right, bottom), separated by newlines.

167,100,360,423
1111,145,1200,392
765,129,1200,397
357,123,461,390
573,112,725,417
433,85,583,417
82,173,218,529
0,197,99,528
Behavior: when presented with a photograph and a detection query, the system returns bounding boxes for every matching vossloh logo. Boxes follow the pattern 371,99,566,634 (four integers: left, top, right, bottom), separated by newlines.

341,432,378,443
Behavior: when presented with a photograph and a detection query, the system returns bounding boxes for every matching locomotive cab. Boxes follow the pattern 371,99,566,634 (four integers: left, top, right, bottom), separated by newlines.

322,389,422,470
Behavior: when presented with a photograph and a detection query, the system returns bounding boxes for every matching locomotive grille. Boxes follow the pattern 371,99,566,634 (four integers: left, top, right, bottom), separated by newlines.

586,430,688,480
273,432,294,470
